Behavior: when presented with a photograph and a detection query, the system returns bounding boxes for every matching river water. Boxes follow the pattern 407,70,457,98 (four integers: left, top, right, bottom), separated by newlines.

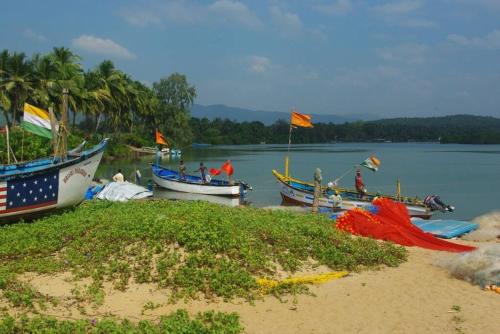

97,143,500,220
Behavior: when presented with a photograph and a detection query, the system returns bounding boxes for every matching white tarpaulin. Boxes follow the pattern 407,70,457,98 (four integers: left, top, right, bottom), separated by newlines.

96,181,153,202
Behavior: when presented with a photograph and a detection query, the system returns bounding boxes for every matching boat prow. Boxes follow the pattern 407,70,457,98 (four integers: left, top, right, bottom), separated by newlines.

1,139,108,222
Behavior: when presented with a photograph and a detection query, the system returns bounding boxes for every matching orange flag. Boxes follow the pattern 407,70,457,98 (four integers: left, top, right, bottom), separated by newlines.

155,129,168,145
290,111,313,128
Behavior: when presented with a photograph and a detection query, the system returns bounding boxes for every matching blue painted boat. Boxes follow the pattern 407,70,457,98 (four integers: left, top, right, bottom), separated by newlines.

411,218,479,239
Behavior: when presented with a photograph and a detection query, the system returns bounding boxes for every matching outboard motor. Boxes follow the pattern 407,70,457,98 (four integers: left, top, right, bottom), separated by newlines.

424,195,454,213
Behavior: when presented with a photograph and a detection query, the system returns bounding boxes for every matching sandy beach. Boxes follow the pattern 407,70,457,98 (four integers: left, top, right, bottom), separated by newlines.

16,241,498,334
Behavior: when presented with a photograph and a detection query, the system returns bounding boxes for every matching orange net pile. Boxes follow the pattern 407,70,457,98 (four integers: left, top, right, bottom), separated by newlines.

336,198,476,253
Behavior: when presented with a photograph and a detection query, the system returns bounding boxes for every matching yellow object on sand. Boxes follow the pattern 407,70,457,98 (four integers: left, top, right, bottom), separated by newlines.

257,271,349,291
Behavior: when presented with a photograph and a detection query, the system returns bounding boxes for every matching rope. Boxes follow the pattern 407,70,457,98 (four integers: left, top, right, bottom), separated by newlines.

257,271,349,292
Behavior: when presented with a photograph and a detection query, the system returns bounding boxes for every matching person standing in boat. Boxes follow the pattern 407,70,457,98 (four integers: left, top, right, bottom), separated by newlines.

113,169,125,182
355,169,367,199
179,160,187,180
193,162,208,184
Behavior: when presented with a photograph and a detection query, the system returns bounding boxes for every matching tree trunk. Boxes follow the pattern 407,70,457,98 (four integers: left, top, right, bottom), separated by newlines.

2,108,11,127
11,95,19,126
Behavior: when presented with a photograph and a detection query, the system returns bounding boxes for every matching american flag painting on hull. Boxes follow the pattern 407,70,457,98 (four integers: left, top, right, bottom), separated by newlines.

0,171,59,215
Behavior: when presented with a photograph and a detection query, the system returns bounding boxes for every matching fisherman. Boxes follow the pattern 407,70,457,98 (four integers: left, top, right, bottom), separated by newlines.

329,189,343,212
113,169,124,182
179,160,187,180
194,162,208,184
135,169,142,184
355,169,367,199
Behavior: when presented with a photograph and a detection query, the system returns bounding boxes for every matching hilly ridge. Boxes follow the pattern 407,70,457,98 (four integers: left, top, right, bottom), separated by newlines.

190,104,380,125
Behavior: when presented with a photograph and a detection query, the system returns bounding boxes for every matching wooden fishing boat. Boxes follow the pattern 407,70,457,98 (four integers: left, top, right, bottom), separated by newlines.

1,139,108,221
152,164,248,197
272,169,433,219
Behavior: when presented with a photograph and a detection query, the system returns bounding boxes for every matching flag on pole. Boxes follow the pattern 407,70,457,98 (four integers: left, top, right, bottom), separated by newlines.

290,111,313,128
210,161,234,176
21,103,53,139
155,129,168,145
360,156,381,172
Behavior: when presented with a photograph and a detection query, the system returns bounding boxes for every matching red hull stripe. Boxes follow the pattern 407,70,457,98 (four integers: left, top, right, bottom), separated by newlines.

0,200,57,213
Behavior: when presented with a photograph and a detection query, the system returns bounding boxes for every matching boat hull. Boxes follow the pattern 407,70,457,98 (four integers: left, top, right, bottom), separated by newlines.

152,164,242,197
1,141,106,222
273,170,432,219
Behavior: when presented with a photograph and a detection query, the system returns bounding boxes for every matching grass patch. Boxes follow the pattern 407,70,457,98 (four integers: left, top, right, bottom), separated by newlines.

0,200,407,308
0,309,243,334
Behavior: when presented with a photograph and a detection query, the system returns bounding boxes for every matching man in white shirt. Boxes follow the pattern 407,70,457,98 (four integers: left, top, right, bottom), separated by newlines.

113,169,125,182
329,190,342,212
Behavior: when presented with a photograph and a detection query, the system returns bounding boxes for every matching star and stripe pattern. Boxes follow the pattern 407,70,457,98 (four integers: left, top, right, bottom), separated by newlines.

0,171,59,215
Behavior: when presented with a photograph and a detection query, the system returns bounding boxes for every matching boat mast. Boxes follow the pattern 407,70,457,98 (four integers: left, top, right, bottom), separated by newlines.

60,88,69,159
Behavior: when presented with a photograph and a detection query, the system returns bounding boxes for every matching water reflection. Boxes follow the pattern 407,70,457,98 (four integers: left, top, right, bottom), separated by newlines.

154,187,243,207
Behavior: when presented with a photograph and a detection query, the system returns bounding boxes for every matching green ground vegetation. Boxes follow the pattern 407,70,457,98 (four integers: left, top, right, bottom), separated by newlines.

0,200,407,308
0,309,243,334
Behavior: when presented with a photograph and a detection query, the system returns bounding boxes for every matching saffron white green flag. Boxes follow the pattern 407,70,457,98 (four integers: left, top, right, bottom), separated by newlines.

360,156,381,172
21,103,53,139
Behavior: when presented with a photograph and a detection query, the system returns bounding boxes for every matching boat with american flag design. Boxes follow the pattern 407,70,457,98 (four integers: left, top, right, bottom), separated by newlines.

0,139,108,222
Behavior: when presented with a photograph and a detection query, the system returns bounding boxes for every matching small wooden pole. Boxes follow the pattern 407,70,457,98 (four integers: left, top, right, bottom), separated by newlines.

48,106,58,156
5,124,10,164
312,168,322,214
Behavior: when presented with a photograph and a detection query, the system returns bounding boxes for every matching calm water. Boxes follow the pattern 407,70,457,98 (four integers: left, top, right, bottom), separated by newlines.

97,143,500,220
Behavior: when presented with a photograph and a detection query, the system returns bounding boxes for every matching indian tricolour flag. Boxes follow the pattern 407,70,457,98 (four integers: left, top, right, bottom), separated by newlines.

360,156,381,172
21,103,53,139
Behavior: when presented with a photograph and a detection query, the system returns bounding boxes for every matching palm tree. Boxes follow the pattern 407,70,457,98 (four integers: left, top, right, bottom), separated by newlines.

48,47,85,132
0,51,34,125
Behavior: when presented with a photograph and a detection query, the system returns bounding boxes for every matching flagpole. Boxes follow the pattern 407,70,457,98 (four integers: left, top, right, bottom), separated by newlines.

285,110,294,179
6,124,10,164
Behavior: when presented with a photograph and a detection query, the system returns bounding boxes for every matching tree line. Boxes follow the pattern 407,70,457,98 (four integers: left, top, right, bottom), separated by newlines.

190,115,500,145
0,48,196,150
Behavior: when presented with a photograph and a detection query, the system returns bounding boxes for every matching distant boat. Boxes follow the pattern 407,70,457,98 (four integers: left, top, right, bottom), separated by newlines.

152,164,249,197
1,139,108,222
272,169,433,219
191,143,211,148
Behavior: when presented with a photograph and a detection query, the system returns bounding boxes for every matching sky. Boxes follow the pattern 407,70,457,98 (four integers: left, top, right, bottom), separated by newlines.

1,0,500,118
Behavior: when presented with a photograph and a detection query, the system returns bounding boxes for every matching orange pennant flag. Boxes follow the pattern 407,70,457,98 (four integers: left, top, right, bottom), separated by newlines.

155,129,168,145
290,111,313,128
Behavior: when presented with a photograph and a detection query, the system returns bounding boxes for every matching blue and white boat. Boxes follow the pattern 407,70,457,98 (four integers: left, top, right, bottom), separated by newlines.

152,164,249,197
1,139,108,221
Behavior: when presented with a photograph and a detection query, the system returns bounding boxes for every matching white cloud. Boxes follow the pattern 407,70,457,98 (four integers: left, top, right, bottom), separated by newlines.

247,56,271,73
401,18,437,28
448,30,500,49
270,6,303,34
24,29,46,43
119,1,204,26
72,35,136,60
377,43,429,64
119,9,162,27
314,0,353,15
373,0,423,15
372,1,435,29
209,0,263,29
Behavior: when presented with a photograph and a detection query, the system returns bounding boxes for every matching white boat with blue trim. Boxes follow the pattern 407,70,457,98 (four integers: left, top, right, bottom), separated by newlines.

152,164,249,197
